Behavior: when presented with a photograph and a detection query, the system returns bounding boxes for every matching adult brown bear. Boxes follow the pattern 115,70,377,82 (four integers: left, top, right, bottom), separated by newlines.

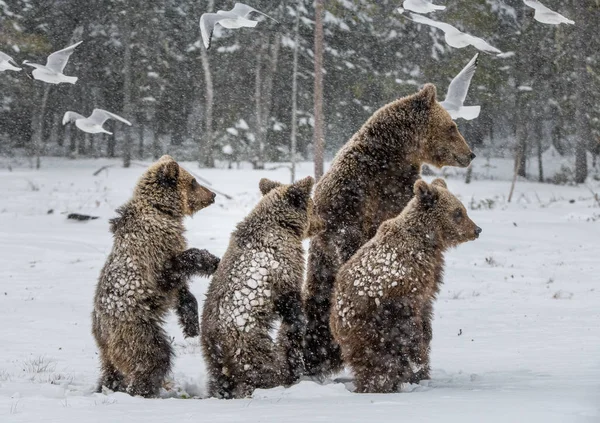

303,84,475,378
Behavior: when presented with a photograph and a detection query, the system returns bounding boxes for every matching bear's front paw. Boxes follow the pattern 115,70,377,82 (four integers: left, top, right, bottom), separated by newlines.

180,248,220,276
182,320,200,338
200,250,221,275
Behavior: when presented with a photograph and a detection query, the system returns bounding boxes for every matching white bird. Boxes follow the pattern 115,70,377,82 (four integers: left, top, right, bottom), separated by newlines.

440,54,481,120
23,41,82,84
404,12,502,55
0,51,21,72
523,0,574,25
62,109,131,135
402,0,445,14
200,3,278,50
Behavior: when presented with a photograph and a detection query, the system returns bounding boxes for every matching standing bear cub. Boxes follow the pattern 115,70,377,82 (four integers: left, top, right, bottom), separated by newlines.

201,176,324,399
304,83,476,377
330,178,481,393
92,155,220,398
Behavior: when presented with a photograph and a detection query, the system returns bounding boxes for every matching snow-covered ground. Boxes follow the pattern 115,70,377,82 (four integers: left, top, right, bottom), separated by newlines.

0,158,598,422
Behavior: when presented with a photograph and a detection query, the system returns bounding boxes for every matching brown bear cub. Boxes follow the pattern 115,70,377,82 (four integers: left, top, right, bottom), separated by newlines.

304,83,476,377
201,176,324,399
330,178,481,393
92,155,220,398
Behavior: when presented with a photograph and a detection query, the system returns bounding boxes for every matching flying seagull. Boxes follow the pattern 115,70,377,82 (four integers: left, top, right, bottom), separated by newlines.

523,0,574,25
0,51,21,72
200,3,278,50
62,109,131,134
440,54,481,120
401,0,445,14
403,12,502,55
23,41,82,84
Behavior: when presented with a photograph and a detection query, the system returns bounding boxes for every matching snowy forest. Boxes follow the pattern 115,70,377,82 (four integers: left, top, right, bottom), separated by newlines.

1,0,599,183
1,1,600,421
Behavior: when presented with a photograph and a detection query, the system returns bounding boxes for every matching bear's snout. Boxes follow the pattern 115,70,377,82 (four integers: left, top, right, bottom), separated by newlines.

474,226,482,238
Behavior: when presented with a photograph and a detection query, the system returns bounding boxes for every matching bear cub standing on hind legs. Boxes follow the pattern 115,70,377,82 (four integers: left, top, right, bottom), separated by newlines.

92,155,220,398
201,176,324,399
330,178,481,393
304,83,476,378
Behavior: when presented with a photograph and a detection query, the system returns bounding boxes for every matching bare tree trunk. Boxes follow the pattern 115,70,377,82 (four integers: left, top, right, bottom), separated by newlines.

49,112,60,147
508,149,521,203
68,125,77,158
254,38,267,169
535,118,543,182
137,125,142,159
30,85,50,169
465,165,473,184
259,33,281,168
574,3,590,184
290,0,302,183
149,107,160,160
199,0,215,168
515,97,528,178
122,23,133,168
313,0,325,181
107,130,116,158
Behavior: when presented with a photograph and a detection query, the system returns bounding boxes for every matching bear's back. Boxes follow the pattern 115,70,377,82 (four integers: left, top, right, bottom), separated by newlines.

206,226,304,333
314,128,420,238
94,206,186,322
334,221,441,329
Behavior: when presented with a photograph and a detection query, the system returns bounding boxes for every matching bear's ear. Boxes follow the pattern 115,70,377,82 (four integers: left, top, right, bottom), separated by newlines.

431,178,448,189
414,179,438,208
413,83,437,112
158,154,175,163
259,178,283,196
287,176,314,209
421,83,437,105
157,160,179,186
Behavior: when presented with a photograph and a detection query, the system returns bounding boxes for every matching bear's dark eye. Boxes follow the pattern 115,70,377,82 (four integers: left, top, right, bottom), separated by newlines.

453,208,463,222
191,179,198,188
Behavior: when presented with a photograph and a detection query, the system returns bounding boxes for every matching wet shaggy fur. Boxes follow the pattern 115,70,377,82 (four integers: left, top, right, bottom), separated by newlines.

330,178,481,393
303,84,476,377
201,177,324,399
91,155,220,398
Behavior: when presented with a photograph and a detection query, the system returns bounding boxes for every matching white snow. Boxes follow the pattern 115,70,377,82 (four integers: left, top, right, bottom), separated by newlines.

0,158,598,422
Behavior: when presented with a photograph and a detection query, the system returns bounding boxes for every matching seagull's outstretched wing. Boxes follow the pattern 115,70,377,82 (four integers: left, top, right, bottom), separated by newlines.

466,34,502,54
408,13,501,54
89,109,132,126
457,106,481,121
443,53,479,108
62,111,86,125
230,2,279,23
409,12,458,34
0,51,15,63
403,0,446,14
46,41,83,73
216,15,259,29
0,51,21,71
200,13,223,49
523,0,574,25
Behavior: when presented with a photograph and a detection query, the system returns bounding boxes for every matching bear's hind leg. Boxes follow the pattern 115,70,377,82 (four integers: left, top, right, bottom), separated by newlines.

275,290,306,385
383,298,425,385
409,300,432,384
341,321,402,393
202,334,236,399
123,324,174,398
232,331,279,398
97,353,127,393
303,235,343,378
